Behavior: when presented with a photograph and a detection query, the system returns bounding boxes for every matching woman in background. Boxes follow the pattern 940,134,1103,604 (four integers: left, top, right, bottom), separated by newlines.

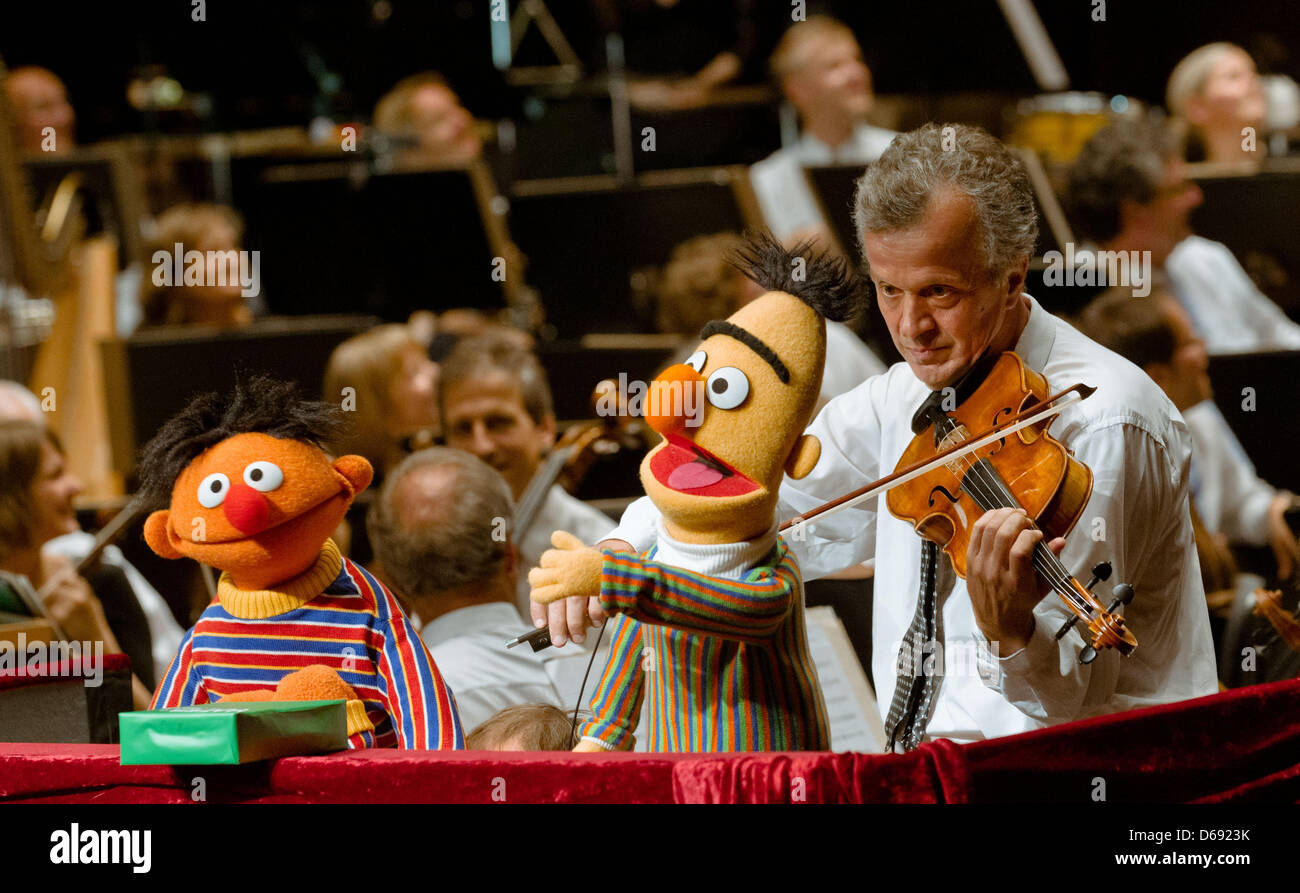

138,203,258,329
323,323,441,481
0,421,154,709
1167,42,1267,164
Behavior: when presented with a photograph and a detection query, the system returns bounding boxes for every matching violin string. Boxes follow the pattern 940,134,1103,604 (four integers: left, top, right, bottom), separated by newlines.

963,459,1093,617
938,430,1095,618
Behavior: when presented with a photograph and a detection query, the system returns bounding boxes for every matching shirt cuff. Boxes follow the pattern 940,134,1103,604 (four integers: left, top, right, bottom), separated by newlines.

976,617,1055,692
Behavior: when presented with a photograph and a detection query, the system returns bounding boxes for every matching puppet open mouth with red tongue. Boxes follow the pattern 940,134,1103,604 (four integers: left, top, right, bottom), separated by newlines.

649,434,759,498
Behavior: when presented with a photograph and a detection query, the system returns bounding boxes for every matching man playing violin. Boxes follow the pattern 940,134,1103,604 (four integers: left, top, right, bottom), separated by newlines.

539,123,1217,748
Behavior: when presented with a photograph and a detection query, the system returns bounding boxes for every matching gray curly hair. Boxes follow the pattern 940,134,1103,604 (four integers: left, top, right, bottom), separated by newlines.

853,123,1038,279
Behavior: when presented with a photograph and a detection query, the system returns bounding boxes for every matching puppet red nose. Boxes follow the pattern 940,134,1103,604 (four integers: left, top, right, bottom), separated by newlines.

223,483,269,534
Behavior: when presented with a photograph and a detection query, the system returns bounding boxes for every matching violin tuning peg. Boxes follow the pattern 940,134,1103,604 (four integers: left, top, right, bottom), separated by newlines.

1079,645,1098,664
1081,562,1112,592
1109,583,1135,608
1054,615,1079,641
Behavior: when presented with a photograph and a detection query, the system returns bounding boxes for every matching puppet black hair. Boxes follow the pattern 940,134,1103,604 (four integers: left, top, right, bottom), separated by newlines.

728,230,866,323
137,374,341,508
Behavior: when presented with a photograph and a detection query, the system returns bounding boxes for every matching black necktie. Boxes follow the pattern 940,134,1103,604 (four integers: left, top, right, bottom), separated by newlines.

885,540,941,752
884,388,962,753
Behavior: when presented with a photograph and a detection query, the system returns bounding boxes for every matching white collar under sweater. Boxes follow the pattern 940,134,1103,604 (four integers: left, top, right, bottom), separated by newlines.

650,517,779,581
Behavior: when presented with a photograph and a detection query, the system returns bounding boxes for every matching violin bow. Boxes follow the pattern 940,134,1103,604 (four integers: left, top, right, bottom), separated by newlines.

779,382,1095,533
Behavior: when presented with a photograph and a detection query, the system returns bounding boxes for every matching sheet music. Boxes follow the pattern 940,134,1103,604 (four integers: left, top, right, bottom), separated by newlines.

805,605,885,753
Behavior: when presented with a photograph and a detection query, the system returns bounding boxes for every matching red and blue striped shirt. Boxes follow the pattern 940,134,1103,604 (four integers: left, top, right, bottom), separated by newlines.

151,550,463,749
579,538,830,751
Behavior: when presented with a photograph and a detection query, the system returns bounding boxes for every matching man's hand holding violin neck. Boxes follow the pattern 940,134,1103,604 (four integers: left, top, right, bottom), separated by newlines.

965,507,1066,654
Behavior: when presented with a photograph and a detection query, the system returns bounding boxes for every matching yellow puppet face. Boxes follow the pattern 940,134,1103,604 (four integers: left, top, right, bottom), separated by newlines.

640,291,825,544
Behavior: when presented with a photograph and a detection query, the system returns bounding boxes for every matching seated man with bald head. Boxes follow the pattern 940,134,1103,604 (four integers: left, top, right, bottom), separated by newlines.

367,447,570,737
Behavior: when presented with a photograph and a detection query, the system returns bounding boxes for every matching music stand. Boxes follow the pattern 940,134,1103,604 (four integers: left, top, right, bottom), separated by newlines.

99,314,379,477
1208,349,1300,493
508,166,762,339
23,144,147,271
1189,163,1300,319
244,159,515,322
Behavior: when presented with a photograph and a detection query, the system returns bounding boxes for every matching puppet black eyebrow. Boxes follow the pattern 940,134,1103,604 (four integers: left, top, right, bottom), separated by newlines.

698,320,789,384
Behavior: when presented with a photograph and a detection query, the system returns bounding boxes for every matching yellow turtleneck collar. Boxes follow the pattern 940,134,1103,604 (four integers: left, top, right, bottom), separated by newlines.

217,539,343,620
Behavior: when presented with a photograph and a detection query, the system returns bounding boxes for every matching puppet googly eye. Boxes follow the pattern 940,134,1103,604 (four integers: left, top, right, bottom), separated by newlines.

243,461,284,492
198,473,230,508
705,367,749,410
685,350,707,373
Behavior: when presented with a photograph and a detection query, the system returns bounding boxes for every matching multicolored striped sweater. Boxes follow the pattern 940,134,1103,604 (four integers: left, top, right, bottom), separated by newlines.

151,540,464,749
579,533,830,751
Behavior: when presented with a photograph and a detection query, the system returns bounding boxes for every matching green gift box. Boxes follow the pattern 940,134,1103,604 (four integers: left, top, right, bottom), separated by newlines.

119,700,349,765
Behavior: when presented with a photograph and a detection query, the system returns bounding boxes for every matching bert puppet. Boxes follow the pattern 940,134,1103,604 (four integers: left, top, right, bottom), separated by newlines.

531,234,861,751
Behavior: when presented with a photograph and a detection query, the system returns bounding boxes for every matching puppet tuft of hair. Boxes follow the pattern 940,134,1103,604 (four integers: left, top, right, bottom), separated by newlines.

138,374,341,509
728,230,867,323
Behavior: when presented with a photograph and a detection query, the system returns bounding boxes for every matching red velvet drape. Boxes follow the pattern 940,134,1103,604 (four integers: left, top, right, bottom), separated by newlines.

2,679,1298,803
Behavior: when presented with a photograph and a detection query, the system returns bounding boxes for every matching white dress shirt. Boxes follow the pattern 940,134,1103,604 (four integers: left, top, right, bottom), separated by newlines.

516,484,615,616
610,296,1219,743
421,601,567,735
749,123,896,241
821,319,888,413
1183,400,1280,545
1165,236,1300,354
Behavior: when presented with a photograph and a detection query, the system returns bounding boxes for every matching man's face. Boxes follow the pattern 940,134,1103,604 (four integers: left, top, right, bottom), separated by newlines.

408,85,481,162
442,372,552,499
786,35,873,122
1151,295,1212,411
189,219,243,304
865,188,1025,390
1133,159,1203,260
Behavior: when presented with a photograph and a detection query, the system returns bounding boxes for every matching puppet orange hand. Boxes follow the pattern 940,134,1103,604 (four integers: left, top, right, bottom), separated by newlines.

528,530,603,605
218,666,375,736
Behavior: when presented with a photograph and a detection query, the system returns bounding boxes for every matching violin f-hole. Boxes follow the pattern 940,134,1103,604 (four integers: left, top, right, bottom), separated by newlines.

928,484,962,507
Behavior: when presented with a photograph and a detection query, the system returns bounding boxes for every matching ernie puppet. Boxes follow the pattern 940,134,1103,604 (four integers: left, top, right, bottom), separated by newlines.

141,376,463,749
531,234,860,751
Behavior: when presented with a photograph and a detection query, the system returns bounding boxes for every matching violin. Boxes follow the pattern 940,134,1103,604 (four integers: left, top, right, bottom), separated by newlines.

1253,588,1300,652
784,351,1137,663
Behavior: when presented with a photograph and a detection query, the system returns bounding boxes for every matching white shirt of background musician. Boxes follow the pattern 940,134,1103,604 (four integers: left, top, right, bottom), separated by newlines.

749,123,895,241
821,319,888,414
515,484,617,724
1165,235,1300,355
1183,400,1279,546
421,600,566,735
516,484,615,617
610,296,1219,743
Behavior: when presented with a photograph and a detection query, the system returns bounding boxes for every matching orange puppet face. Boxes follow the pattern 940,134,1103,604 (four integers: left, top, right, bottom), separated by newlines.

143,432,372,589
